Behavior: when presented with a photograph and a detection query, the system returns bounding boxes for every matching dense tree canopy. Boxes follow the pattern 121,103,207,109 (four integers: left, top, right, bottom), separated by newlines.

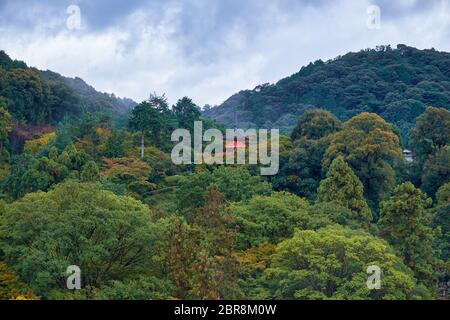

0,181,166,298
409,107,450,165
317,156,372,227
0,51,134,125
291,109,342,141
0,47,448,301
433,183,450,262
324,112,403,209
379,182,438,288
231,192,328,249
205,45,450,140
173,97,202,132
421,145,450,197
0,98,12,150
274,109,341,200
0,262,37,300
166,187,239,299
176,166,272,211
259,226,429,300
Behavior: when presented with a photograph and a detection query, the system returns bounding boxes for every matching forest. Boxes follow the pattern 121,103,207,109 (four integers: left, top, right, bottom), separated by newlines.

204,44,450,143
0,48,449,300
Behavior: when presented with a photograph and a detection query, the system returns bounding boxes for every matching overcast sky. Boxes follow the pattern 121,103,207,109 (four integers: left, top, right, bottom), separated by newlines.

1,0,449,106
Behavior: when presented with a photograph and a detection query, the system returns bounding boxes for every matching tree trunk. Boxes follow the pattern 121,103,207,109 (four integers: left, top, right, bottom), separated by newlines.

140,133,145,160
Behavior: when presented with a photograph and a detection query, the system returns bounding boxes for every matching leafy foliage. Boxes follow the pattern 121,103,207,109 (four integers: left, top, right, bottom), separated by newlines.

260,226,429,300
433,183,450,262
0,51,135,125
291,109,342,141
0,47,448,300
317,156,372,227
176,166,272,211
0,98,12,150
0,181,165,298
379,182,438,288
273,109,341,200
204,45,450,140
409,107,450,165
324,112,403,209
0,262,37,300
173,97,202,132
231,192,328,249
166,187,239,299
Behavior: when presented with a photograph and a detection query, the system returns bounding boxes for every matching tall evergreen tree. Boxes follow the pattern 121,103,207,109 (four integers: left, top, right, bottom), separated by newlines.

379,182,439,288
173,97,201,132
317,156,372,227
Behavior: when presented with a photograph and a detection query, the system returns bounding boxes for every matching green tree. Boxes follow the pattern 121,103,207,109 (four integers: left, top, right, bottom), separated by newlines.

48,146,59,162
167,187,239,299
189,187,238,299
173,97,201,131
102,130,128,158
0,68,53,123
317,156,372,228
176,166,272,212
324,113,403,209
409,107,450,166
129,101,156,159
0,181,165,298
421,145,450,198
433,183,450,261
379,182,438,288
165,216,198,299
89,276,172,300
1,154,53,199
260,226,429,300
236,243,276,299
129,94,175,157
58,144,91,171
0,97,12,152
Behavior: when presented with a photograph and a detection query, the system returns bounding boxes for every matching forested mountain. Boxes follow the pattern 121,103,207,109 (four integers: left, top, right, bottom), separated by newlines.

0,47,449,301
204,44,450,141
0,51,136,125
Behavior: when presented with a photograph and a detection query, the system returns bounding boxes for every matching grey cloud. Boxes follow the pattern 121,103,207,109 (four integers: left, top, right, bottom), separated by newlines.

0,0,449,106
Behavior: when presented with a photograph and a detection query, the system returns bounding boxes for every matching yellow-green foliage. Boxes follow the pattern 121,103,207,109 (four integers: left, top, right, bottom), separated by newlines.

101,157,156,197
24,132,56,155
263,226,428,300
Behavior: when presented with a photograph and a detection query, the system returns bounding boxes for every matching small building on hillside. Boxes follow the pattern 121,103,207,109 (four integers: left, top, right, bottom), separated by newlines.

403,149,414,162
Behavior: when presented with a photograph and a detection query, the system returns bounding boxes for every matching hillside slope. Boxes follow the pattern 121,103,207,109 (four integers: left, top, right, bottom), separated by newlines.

204,44,450,140
0,51,136,125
